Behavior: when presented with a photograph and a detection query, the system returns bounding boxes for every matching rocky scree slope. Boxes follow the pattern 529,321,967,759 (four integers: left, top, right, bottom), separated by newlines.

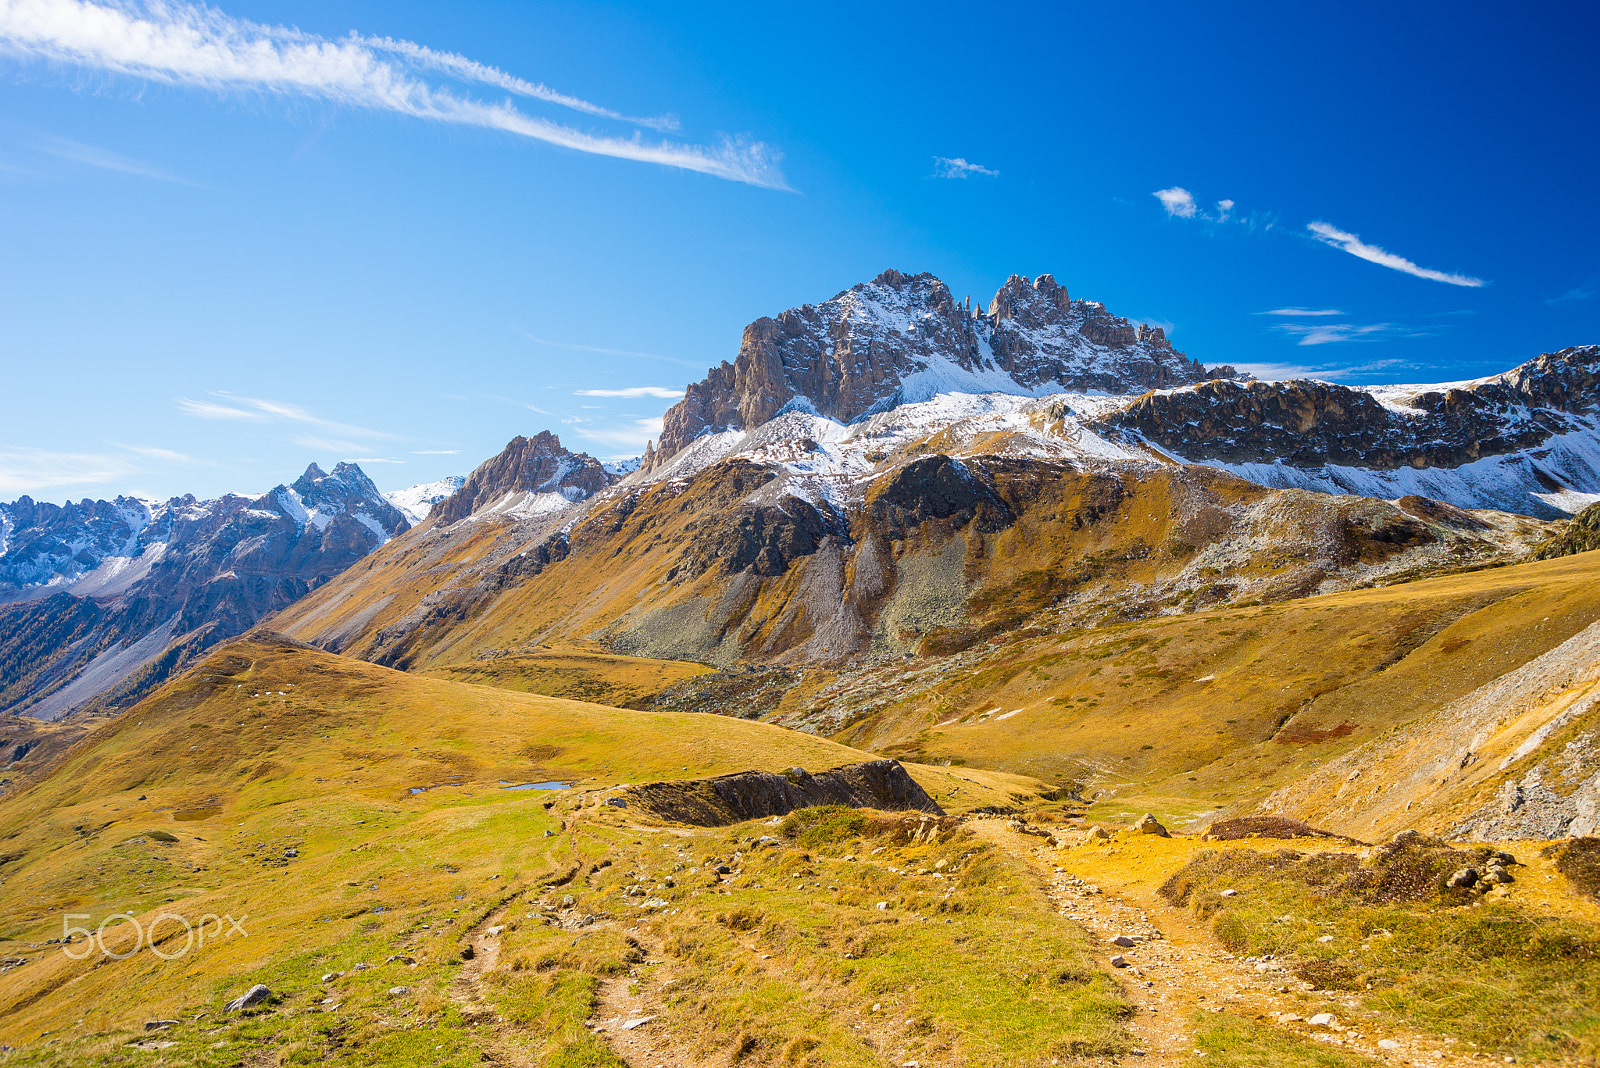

0,462,407,720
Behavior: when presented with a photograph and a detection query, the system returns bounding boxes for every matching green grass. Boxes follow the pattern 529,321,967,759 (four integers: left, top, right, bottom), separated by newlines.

1161,846,1600,1064
1185,1013,1381,1067
581,808,1134,1066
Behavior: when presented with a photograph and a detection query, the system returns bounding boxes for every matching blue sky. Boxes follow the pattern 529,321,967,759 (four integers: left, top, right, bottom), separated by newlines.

1,0,1596,503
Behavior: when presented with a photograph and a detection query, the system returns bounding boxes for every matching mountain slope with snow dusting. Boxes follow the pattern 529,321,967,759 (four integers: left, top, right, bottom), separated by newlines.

0,462,408,719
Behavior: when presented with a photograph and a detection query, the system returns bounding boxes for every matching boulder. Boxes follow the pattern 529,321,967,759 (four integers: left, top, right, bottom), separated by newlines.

223,984,273,1013
1132,813,1170,837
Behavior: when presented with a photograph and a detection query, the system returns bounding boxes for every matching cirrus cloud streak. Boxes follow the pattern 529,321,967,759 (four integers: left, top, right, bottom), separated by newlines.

1307,221,1484,288
0,0,787,188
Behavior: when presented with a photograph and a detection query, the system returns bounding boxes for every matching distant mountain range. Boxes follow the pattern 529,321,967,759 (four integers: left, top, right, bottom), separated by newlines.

6,268,1598,723
267,269,1594,680
0,462,431,719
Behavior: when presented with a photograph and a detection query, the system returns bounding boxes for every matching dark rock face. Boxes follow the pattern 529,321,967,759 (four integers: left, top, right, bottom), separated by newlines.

1094,345,1600,471
0,462,408,719
1534,501,1600,559
685,499,836,578
621,759,943,826
656,269,1212,461
430,431,612,526
867,454,1013,536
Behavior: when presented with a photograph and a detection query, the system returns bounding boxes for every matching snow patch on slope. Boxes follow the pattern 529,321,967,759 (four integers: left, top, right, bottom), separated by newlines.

1200,425,1600,518
386,475,466,524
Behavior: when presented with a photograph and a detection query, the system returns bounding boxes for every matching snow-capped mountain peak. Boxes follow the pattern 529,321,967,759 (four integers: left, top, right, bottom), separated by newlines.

653,268,1216,464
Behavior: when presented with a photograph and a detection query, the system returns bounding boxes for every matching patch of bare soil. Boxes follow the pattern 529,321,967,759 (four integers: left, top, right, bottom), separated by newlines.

447,892,538,1068
591,958,706,1068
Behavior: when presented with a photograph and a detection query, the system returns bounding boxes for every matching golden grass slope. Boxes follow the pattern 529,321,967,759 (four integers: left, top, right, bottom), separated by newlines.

0,635,1042,1053
760,549,1600,835
1258,604,1600,842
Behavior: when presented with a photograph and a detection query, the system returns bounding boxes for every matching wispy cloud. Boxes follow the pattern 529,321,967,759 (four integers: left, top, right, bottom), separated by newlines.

0,446,136,494
1153,186,1197,219
515,330,700,368
1271,321,1431,347
1231,357,1412,381
107,441,196,462
568,416,665,455
345,456,404,464
0,0,787,189
933,156,998,179
1258,307,1344,317
176,392,397,440
411,449,460,455
1153,186,1271,230
32,132,195,184
176,397,266,421
1546,278,1597,306
574,386,683,399
364,36,680,133
1307,222,1485,287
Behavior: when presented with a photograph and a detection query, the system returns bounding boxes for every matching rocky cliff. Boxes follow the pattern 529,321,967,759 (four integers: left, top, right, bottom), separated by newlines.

430,431,612,526
0,462,408,719
1090,345,1600,516
655,269,1213,462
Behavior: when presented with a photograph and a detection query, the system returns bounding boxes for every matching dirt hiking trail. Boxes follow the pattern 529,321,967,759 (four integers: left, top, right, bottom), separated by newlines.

969,818,1494,1067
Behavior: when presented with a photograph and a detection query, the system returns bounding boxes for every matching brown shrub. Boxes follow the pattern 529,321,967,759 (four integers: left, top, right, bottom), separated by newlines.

1205,816,1363,843
1293,959,1362,990
1340,831,1514,905
1551,837,1600,901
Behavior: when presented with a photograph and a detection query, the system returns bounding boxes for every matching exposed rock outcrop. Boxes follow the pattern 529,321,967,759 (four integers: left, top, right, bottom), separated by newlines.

1094,345,1600,472
620,759,942,826
430,431,612,526
1534,500,1600,559
655,269,1212,462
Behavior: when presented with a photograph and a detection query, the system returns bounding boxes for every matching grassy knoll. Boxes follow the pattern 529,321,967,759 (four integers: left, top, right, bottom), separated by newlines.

0,637,1067,1064
418,641,713,709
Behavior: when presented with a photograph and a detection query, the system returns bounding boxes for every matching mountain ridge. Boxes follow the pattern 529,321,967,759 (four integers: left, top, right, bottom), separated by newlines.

653,269,1220,464
0,461,408,720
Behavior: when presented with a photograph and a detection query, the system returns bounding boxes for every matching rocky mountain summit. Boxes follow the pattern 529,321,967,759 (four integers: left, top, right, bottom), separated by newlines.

431,431,612,525
0,462,408,719
653,269,1215,463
